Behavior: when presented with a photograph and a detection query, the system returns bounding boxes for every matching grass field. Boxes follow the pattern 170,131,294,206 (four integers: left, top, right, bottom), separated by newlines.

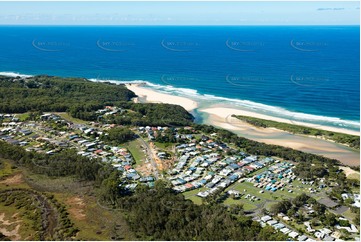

348,173,360,180
124,139,147,167
183,188,207,205
17,112,30,121
223,197,258,210
153,142,174,150
341,208,357,222
56,112,88,125
0,159,16,178
227,182,298,201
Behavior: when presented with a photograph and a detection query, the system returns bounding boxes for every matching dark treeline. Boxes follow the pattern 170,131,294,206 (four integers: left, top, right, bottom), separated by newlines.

0,75,194,126
101,127,136,145
0,75,136,113
98,102,194,126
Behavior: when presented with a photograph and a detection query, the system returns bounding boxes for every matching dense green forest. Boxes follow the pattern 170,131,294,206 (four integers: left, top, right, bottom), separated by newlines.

100,102,194,126
0,75,194,126
233,115,360,149
105,180,287,241
0,75,136,113
101,127,136,145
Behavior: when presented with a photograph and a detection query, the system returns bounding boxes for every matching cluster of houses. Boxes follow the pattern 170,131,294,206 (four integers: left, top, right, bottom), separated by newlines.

341,193,360,208
138,125,170,140
249,161,296,192
166,135,278,196
95,106,123,117
260,209,359,241
1,112,157,189
260,215,314,241
1,111,360,238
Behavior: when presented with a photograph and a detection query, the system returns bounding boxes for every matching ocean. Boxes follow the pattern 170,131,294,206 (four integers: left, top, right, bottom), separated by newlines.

0,26,359,131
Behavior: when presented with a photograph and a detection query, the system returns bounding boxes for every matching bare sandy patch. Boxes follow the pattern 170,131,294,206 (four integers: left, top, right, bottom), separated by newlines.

0,212,22,240
0,173,23,185
66,197,86,221
340,166,360,179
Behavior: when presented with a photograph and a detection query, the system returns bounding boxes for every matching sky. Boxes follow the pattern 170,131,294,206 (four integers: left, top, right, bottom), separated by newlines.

0,1,359,25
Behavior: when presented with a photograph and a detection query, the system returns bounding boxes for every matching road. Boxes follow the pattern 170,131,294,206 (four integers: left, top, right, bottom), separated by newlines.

137,136,159,179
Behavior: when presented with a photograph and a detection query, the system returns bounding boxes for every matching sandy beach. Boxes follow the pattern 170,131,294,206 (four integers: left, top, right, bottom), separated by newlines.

126,84,198,111
126,84,360,166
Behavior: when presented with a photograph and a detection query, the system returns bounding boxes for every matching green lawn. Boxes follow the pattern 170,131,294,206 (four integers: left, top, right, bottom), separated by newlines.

124,139,147,166
154,142,174,150
56,112,88,124
183,188,207,205
265,201,278,210
187,195,203,205
348,173,360,180
341,208,356,221
17,112,30,121
223,197,258,211
183,187,207,198
0,159,16,178
227,181,305,203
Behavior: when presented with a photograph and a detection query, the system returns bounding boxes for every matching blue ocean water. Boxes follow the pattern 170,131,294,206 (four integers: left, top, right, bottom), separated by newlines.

0,26,359,131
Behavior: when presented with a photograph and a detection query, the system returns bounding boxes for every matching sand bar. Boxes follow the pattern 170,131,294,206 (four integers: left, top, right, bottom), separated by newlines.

201,107,359,136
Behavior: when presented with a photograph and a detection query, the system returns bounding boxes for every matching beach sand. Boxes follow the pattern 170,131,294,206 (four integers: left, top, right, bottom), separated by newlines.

126,84,360,166
126,84,197,111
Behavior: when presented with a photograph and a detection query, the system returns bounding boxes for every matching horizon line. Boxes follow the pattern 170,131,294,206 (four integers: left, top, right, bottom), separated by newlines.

0,24,360,26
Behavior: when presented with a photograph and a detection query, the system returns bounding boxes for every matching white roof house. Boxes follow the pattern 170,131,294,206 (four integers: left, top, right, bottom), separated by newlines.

260,215,272,222
288,231,299,239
